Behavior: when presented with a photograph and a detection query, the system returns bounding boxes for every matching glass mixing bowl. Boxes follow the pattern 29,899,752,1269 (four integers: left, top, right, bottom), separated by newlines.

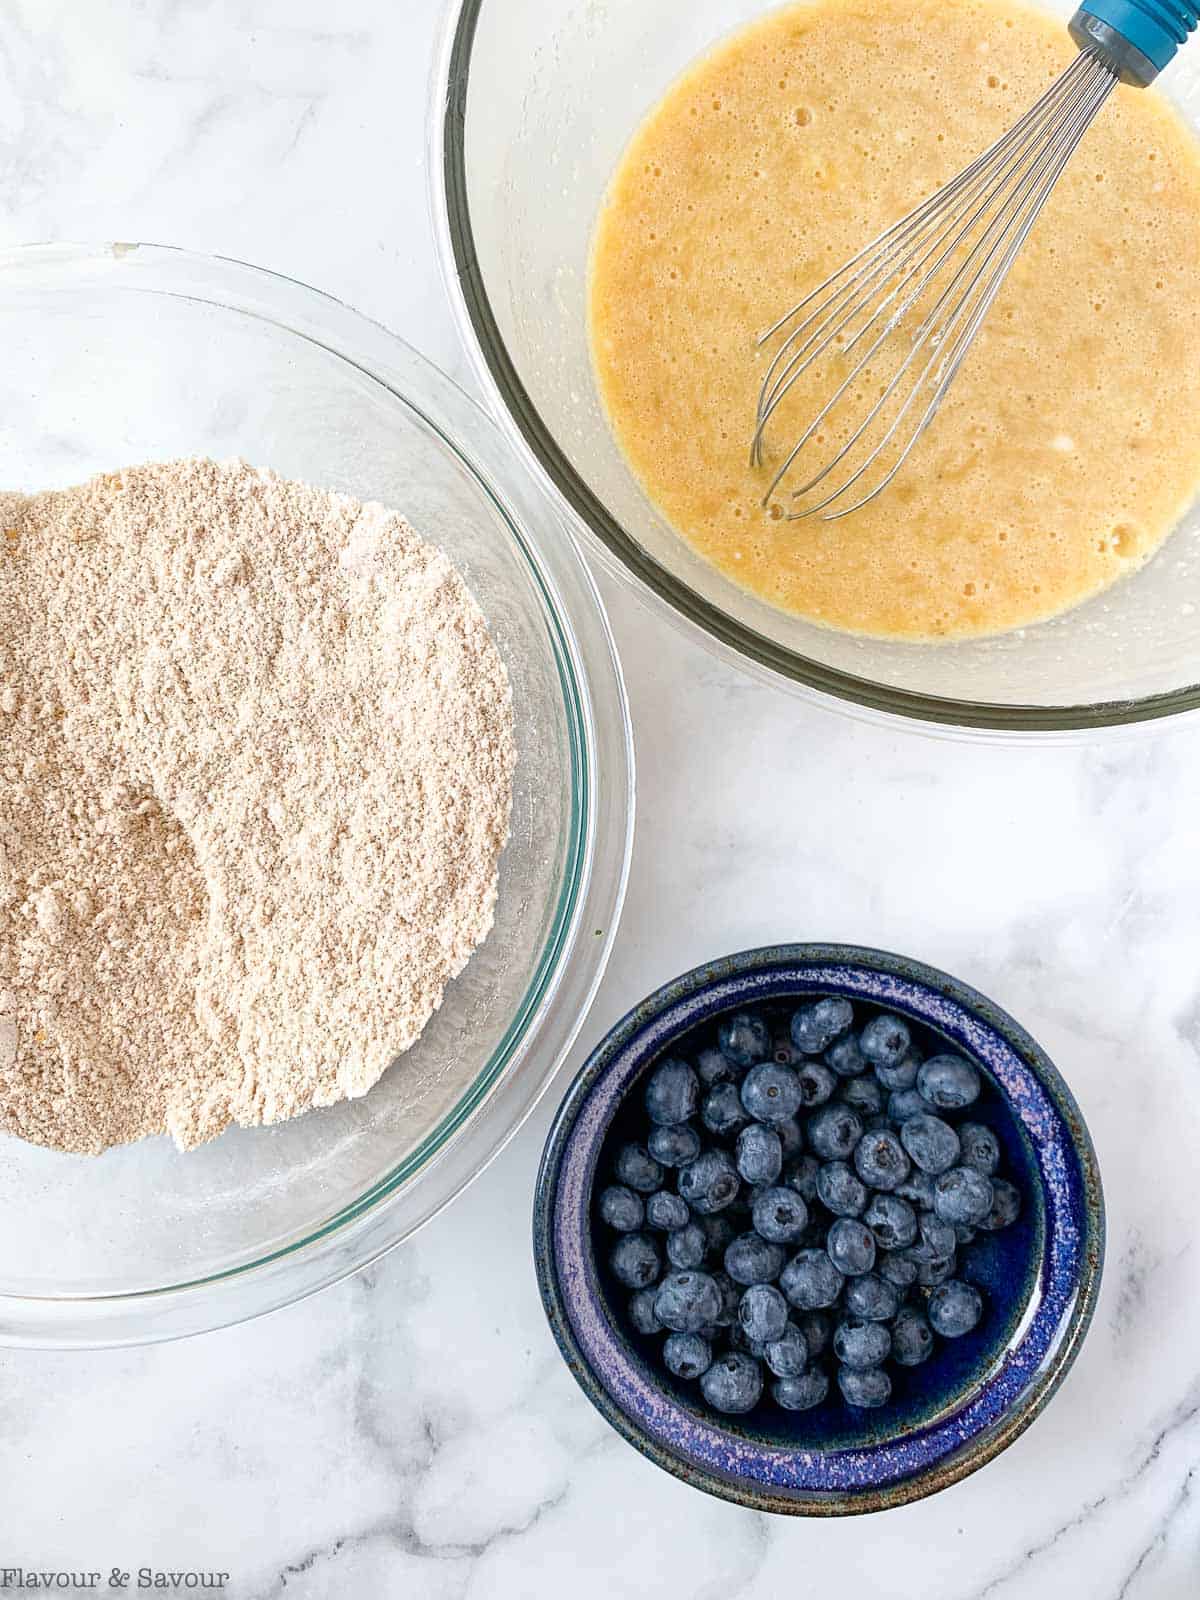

0,243,633,1347
432,0,1200,732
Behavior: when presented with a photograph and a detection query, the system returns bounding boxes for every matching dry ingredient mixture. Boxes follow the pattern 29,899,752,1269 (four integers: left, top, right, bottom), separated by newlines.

0,458,515,1154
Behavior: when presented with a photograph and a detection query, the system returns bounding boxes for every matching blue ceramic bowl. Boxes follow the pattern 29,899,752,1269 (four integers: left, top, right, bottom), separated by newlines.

534,944,1104,1515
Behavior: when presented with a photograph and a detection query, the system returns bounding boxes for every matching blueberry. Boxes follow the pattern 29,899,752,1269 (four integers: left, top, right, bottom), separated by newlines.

878,1250,919,1289
911,1215,957,1260
796,1059,837,1107
833,1316,892,1369
763,1319,809,1377
700,1351,763,1414
646,1191,690,1231
795,1309,832,1358
663,1331,712,1379
736,1123,783,1186
933,1166,995,1228
627,1287,662,1336
826,1033,867,1077
741,1062,803,1124
953,1223,977,1246
894,1168,936,1209
918,1054,981,1111
648,1123,702,1168
696,1046,736,1087
859,1013,911,1071
888,1087,927,1123
807,1104,863,1161
710,1270,741,1326
890,1306,935,1366
610,1233,660,1289
838,1365,891,1407
780,1248,845,1309
700,1213,736,1258
773,1370,830,1410
913,1250,957,1287
701,1082,748,1137
853,1128,911,1191
928,1279,984,1338
614,1142,664,1194
816,1160,868,1217
645,1056,699,1125
839,1075,885,1120
979,1177,1022,1231
827,1217,876,1277
770,1033,801,1066
843,1272,900,1322
790,997,854,1055
732,1324,768,1359
725,1231,786,1285
653,1270,722,1333
678,1150,740,1215
863,1192,918,1250
957,1122,1001,1176
739,1283,789,1343
785,1154,821,1203
874,1047,921,1092
718,1010,771,1068
775,1116,804,1162
900,1113,962,1176
598,1185,644,1232
748,1189,806,1248
667,1221,707,1269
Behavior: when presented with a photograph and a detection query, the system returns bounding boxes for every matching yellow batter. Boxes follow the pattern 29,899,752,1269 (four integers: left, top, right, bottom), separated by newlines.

589,0,1200,640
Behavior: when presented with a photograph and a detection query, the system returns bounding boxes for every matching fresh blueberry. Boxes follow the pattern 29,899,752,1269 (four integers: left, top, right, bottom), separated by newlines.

979,1177,1022,1231
785,1153,821,1203
775,1116,804,1161
646,1190,690,1231
610,1233,660,1289
891,1306,935,1365
645,1056,699,1125
913,1250,957,1287
598,1185,644,1232
648,1122,702,1168
741,1062,803,1124
807,1104,863,1161
773,1371,830,1410
796,1059,837,1107
839,1074,885,1120
763,1320,809,1377
796,1309,832,1359
790,998,854,1055
700,1213,736,1258
853,1128,911,1191
859,1013,911,1071
838,1365,891,1408
843,1272,900,1322
928,1279,984,1338
874,1046,921,1092
718,1010,771,1068
780,1248,845,1309
614,1142,664,1194
957,1121,1001,1176
678,1150,740,1215
739,1283,789,1343
933,1166,995,1228
900,1113,962,1176
827,1217,876,1277
725,1231,786,1285
910,1215,957,1260
711,1270,741,1326
833,1316,892,1370
696,1046,736,1087
863,1192,918,1250
700,1351,763,1414
816,1160,867,1217
736,1122,783,1186
701,1082,748,1137
751,1185,809,1244
878,1250,919,1289
666,1221,707,1270
888,1087,927,1123
918,1054,981,1111
770,1033,801,1067
627,1288,662,1336
653,1270,722,1333
895,1168,936,1209
732,1324,768,1359
663,1331,712,1379
826,1032,868,1078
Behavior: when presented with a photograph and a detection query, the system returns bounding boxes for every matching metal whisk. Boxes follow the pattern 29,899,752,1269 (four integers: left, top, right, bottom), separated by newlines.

752,1,1197,520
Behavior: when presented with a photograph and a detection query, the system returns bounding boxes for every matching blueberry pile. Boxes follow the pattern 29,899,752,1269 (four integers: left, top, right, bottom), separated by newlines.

596,1000,1022,1416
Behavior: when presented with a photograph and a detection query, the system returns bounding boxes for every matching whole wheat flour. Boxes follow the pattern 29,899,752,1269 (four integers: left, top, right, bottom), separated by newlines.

0,458,514,1154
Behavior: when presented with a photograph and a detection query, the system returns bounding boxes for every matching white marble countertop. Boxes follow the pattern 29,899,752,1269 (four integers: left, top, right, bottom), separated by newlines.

3,1,1199,1594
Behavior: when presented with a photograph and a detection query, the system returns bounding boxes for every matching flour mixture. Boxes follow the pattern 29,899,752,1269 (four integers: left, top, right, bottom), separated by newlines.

0,458,515,1154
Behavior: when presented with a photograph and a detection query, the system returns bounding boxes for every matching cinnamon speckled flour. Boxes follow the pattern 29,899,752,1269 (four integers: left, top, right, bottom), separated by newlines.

0,458,514,1154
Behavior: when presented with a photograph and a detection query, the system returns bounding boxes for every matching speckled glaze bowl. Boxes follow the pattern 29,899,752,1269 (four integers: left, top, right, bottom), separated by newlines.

534,944,1104,1515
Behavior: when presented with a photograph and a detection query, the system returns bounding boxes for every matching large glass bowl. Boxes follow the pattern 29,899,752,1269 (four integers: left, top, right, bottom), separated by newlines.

432,0,1200,733
0,243,633,1347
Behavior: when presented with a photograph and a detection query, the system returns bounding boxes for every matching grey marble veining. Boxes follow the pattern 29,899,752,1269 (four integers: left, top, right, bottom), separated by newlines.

2,0,1200,1594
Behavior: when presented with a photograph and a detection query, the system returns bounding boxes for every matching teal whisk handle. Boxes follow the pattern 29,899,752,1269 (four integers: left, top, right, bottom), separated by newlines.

1070,0,1198,84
